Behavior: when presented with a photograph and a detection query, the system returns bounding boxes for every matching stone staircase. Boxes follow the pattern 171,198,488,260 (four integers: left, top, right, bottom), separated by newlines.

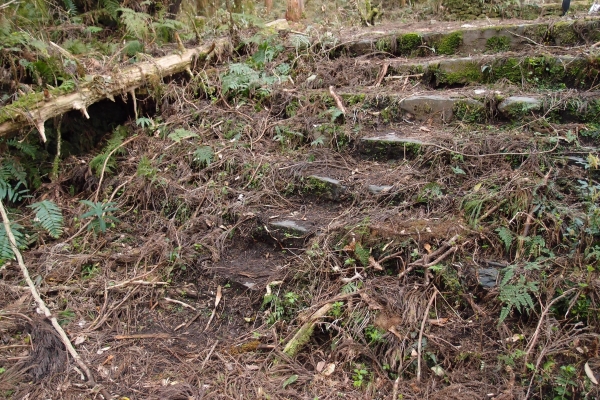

211,15,599,295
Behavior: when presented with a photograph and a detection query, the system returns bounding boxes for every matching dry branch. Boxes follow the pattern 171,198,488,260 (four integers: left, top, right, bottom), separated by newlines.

0,200,109,398
0,39,227,141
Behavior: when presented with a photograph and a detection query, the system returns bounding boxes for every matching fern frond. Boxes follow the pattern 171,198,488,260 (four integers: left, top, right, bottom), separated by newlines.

7,140,38,159
354,243,370,267
168,128,198,143
100,0,120,19
89,127,127,176
118,8,151,40
0,159,29,203
193,146,213,168
62,0,78,15
496,226,513,253
28,200,63,238
0,222,26,262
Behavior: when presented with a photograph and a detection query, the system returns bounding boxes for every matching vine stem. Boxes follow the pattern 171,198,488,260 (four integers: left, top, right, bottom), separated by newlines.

0,200,110,399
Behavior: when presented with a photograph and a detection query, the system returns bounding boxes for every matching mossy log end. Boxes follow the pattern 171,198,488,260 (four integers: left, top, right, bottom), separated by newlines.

0,39,230,142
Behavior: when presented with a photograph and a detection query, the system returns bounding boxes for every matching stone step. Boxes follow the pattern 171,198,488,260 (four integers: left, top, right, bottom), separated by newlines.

441,0,590,21
291,89,600,125
338,18,600,58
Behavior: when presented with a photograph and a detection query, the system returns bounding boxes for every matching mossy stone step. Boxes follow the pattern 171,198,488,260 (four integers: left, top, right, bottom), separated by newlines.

304,175,347,200
341,18,600,58
360,133,425,160
268,220,314,247
399,94,484,123
399,54,600,89
497,96,543,117
336,91,600,125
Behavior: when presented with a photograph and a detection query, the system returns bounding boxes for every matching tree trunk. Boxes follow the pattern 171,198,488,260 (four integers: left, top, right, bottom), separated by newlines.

265,0,273,13
0,40,229,141
285,0,303,21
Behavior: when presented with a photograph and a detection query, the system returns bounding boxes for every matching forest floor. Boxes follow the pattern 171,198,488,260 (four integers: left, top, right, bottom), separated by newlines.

0,6,600,400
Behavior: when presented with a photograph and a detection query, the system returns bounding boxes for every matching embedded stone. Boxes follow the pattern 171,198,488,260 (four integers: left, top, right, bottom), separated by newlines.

360,133,423,160
497,96,542,117
478,267,499,288
306,175,347,200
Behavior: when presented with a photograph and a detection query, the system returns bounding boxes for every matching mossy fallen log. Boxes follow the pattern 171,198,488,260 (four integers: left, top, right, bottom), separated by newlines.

0,39,230,142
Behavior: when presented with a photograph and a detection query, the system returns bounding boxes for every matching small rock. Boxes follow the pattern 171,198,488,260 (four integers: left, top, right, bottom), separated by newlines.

368,185,393,194
478,267,499,288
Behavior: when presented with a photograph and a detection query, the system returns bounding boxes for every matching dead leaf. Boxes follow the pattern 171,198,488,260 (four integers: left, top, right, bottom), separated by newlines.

368,256,383,271
316,361,325,373
419,126,431,132
322,363,336,376
74,336,86,345
101,354,114,366
424,243,431,253
585,362,598,385
246,364,260,370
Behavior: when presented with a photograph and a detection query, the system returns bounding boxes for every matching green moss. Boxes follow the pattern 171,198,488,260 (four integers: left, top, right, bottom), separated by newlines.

435,61,482,85
436,31,463,55
396,33,422,56
285,99,300,117
361,138,422,160
453,100,486,123
0,92,45,125
487,57,522,84
485,36,510,53
552,22,579,46
522,24,548,45
342,93,366,106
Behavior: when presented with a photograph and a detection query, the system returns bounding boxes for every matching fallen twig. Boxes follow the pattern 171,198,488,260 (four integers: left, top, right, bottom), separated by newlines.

114,333,171,340
417,290,437,382
523,288,577,369
164,297,197,311
94,135,139,202
204,285,222,331
373,62,389,87
0,200,109,399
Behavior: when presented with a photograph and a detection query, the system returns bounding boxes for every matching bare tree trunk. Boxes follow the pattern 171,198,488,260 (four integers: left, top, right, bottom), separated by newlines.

265,0,273,13
285,0,303,21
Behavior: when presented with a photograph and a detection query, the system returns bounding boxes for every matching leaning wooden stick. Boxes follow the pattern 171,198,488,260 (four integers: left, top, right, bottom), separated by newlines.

328,86,347,115
0,200,109,399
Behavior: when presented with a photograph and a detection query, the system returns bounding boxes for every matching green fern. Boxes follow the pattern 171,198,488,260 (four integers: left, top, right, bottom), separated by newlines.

80,200,120,233
168,128,198,143
62,0,77,15
89,126,127,176
100,0,120,19
27,200,63,238
496,226,513,253
498,264,539,324
0,159,29,203
7,140,38,159
354,243,370,267
118,8,151,40
193,146,213,168
0,222,27,262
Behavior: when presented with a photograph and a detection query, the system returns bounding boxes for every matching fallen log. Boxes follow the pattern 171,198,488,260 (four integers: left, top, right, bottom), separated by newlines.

0,39,229,142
